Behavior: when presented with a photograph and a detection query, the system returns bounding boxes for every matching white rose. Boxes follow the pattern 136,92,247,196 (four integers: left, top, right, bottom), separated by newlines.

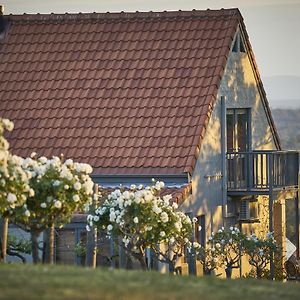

160,231,166,237
29,188,35,197
172,202,178,210
73,194,80,202
24,210,30,217
160,212,169,223
133,217,139,224
64,159,74,166
74,182,81,191
107,224,113,231
7,193,17,203
40,202,47,208
54,200,62,209
123,191,130,199
2,119,14,131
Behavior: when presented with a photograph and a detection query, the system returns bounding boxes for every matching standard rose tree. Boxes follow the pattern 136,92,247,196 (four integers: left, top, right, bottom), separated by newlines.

10,154,94,263
242,232,278,278
207,227,246,278
0,119,31,262
87,181,198,272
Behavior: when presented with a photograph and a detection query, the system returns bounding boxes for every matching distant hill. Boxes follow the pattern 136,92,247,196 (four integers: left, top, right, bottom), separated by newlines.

263,76,300,109
271,108,300,150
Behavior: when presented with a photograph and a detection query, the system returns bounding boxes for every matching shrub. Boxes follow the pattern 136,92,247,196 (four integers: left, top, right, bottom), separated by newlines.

88,181,197,272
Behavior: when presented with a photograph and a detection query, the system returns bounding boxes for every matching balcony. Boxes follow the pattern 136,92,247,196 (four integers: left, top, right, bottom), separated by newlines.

226,150,299,194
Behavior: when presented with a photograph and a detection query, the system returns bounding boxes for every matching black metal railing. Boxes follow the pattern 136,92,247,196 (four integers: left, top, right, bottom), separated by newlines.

226,150,299,190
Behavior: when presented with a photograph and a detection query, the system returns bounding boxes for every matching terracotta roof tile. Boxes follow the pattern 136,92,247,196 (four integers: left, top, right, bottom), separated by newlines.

0,9,241,175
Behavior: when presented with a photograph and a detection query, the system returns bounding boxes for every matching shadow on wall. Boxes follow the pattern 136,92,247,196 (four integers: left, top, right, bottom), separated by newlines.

183,50,278,236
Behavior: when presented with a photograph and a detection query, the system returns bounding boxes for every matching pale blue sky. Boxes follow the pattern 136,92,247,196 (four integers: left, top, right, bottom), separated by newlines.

2,1,300,82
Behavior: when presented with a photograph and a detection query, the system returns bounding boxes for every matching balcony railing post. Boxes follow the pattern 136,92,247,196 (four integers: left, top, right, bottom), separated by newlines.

268,154,274,280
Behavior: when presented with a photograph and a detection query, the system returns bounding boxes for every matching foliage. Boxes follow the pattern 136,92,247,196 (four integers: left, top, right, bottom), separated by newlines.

0,155,31,215
88,181,198,271
74,241,87,257
242,232,278,278
0,119,30,215
0,118,13,172
198,246,220,274
207,227,246,276
10,154,94,232
7,234,32,255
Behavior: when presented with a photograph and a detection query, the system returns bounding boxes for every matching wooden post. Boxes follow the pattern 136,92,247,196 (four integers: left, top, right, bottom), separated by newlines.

221,96,227,226
273,199,286,278
296,192,299,258
86,184,98,268
268,154,274,280
0,217,8,263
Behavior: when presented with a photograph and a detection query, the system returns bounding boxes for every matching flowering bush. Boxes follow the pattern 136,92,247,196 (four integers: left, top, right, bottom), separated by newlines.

11,154,94,228
88,181,195,271
0,118,13,174
9,154,94,262
198,246,220,275
243,232,278,278
0,155,31,215
1,118,30,214
207,226,246,278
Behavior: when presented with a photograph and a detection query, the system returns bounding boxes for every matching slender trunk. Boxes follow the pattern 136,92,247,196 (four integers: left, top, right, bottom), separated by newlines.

0,217,8,263
31,230,40,264
44,224,55,264
257,267,263,279
225,266,233,279
136,254,148,270
169,262,176,275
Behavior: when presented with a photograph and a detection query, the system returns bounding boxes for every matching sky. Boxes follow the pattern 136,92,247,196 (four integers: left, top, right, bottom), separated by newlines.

2,0,300,105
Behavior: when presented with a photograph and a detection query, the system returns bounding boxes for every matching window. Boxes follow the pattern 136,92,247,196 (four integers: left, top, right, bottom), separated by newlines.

227,109,251,186
194,215,206,247
226,108,251,152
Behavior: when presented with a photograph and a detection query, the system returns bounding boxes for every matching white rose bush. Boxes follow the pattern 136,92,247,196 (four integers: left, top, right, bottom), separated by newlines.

207,226,246,278
205,227,279,279
0,119,31,262
87,181,197,272
242,232,278,278
9,154,94,263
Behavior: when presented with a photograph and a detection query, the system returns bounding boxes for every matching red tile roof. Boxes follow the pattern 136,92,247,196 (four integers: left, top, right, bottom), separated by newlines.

0,9,241,175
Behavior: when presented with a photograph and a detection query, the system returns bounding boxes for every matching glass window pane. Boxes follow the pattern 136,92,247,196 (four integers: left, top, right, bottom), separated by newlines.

237,113,247,151
227,114,234,151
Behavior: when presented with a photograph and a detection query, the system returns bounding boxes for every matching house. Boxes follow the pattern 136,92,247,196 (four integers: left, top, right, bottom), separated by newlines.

0,7,299,275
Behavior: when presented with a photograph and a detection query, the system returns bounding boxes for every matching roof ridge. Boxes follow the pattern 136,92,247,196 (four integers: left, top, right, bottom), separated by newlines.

6,8,242,23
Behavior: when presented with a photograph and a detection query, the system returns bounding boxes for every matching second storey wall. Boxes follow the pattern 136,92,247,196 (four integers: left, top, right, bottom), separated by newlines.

181,42,277,237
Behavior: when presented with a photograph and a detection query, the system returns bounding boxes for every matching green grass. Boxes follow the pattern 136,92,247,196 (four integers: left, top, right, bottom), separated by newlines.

0,264,299,300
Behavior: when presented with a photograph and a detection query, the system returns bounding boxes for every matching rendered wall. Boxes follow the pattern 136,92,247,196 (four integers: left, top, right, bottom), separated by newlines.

181,30,277,240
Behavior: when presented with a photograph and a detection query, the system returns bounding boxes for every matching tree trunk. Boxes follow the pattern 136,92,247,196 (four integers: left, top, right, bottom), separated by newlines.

31,230,40,264
168,262,176,275
257,267,263,279
136,254,148,270
225,266,233,279
0,217,8,263
44,224,55,264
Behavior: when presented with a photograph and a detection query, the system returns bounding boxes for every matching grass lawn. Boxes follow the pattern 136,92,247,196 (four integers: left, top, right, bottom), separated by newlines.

0,264,299,300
